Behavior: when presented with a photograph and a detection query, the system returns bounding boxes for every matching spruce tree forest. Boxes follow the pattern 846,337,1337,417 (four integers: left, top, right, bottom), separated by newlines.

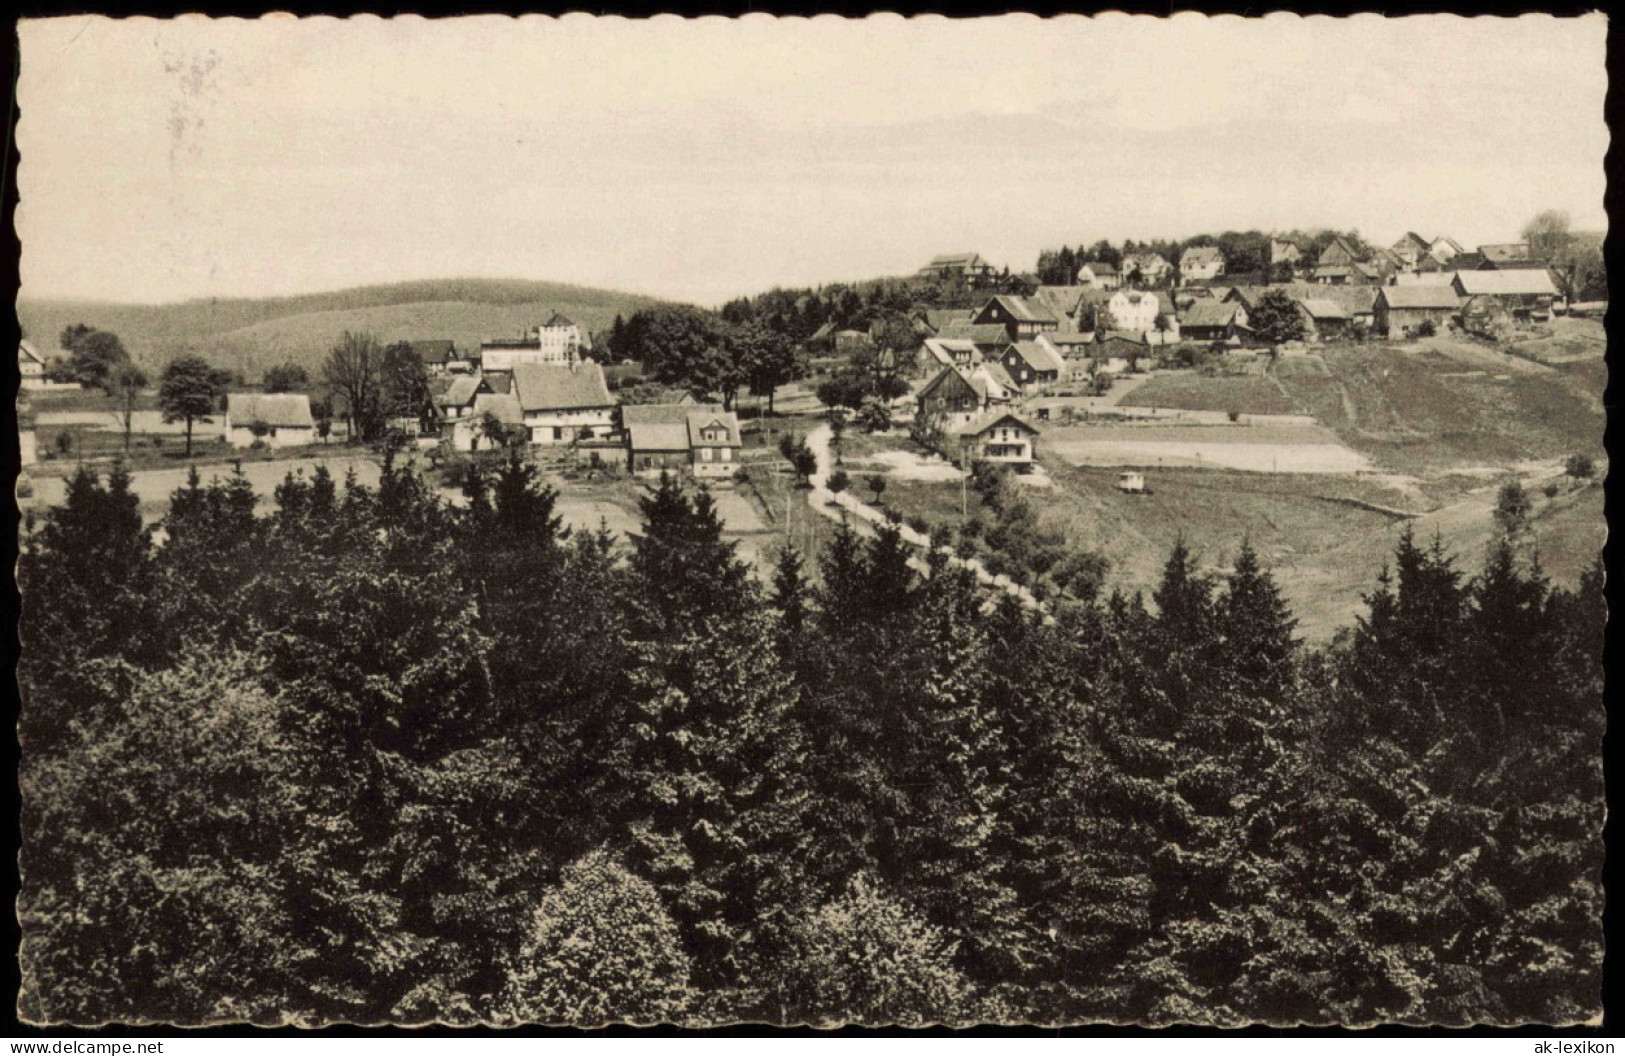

16,454,1604,1027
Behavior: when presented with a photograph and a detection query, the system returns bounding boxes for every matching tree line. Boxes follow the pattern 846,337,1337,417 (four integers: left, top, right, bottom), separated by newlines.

17,455,1602,1027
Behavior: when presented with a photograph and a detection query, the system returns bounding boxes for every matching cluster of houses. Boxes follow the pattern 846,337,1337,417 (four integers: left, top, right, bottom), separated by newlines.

903,233,1569,470
218,311,743,479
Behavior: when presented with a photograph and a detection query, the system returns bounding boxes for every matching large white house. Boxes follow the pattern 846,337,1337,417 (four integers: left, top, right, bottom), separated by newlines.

479,312,591,372
1105,290,1181,344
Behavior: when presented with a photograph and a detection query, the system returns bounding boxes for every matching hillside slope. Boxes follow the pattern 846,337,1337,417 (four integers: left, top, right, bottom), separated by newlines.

18,279,670,380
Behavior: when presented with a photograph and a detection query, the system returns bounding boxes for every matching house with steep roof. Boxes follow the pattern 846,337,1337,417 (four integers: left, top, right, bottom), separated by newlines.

1317,236,1364,268
916,363,1015,430
1390,232,1432,270
1032,286,1088,330
622,403,742,479
919,337,983,373
1269,240,1303,269
1179,301,1249,344
1298,298,1355,341
1374,286,1463,338
1120,252,1172,287
953,412,1040,468
972,295,1059,341
1179,245,1226,285
225,394,316,449
507,361,617,444
998,340,1067,390
1427,237,1464,266
1036,332,1099,380
412,340,461,377
915,308,975,336
933,325,1016,372
1094,333,1150,374
18,338,47,389
1075,260,1122,290
433,374,490,424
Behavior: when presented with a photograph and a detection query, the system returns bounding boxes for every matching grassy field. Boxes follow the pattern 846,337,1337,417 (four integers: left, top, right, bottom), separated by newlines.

875,456,1602,642
1271,344,1605,475
1503,315,1608,364
1124,372,1299,416
18,278,668,381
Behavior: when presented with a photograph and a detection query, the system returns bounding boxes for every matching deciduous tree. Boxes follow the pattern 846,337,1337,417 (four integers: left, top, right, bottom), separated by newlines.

158,355,232,457
322,331,385,443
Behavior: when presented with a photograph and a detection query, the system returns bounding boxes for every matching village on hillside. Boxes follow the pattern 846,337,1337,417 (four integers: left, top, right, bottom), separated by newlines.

15,217,1608,638
13,10,1608,1032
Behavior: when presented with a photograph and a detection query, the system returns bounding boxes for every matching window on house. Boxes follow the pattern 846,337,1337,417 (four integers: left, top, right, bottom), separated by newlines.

701,447,713,461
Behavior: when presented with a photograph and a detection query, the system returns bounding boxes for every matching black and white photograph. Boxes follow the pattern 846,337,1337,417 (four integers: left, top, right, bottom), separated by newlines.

10,12,1609,1029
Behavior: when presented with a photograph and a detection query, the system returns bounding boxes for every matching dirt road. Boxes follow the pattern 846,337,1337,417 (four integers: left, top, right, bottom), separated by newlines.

803,423,1042,612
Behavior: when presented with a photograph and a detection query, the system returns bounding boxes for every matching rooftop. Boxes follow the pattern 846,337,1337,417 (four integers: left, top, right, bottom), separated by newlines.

226,393,314,430
511,361,614,412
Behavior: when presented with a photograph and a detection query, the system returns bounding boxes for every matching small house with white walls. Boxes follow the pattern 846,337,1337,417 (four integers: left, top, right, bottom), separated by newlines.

225,394,316,449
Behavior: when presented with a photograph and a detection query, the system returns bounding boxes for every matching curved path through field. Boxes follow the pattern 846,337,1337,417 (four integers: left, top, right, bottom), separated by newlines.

802,423,1043,613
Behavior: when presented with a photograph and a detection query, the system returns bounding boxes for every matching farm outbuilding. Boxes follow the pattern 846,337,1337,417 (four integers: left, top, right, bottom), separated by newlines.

1374,286,1463,338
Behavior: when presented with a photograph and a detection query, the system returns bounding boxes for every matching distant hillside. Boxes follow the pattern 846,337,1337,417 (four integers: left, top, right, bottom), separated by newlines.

17,279,672,381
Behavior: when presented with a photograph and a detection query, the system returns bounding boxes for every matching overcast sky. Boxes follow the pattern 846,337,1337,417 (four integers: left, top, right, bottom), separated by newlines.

17,13,1609,307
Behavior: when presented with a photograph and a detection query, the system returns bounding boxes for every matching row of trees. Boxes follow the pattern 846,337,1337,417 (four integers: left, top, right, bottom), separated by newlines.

608,268,1028,362
18,450,1602,1026
601,306,802,412
55,324,244,458
321,331,432,442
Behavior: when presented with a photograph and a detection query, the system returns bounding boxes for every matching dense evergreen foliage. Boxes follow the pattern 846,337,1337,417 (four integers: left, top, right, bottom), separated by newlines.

17,459,1603,1026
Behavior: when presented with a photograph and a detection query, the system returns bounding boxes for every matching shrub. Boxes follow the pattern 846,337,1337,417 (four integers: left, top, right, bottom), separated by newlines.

16,475,34,500
827,469,850,496
1227,409,1242,423
500,849,691,1025
1494,480,1533,537
1417,319,1438,338
970,461,1012,512
906,514,931,535
1543,482,1560,498
774,874,967,1027
1565,453,1595,479
865,473,887,504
